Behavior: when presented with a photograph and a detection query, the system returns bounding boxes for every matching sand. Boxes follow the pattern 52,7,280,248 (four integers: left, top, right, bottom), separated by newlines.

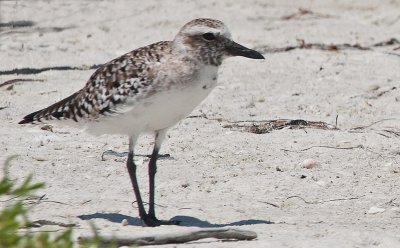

1,0,400,247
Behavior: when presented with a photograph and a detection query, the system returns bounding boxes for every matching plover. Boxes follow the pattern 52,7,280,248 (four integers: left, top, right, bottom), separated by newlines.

19,18,264,226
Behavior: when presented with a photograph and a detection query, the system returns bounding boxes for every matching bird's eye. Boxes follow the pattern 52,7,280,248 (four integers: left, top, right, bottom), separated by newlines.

202,32,216,41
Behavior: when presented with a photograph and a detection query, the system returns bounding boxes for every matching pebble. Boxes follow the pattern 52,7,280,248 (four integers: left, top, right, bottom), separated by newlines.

368,84,380,92
256,96,265,103
367,206,385,214
33,156,47,161
315,180,327,187
40,124,53,132
301,159,319,169
384,162,400,173
121,219,128,226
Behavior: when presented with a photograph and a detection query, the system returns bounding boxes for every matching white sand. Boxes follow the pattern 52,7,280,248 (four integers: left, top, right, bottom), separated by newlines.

1,0,400,247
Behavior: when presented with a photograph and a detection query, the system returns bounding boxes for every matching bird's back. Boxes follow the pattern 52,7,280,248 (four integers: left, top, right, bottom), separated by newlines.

19,41,173,126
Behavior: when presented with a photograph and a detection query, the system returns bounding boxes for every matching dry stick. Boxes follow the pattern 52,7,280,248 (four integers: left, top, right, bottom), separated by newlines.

0,26,76,37
23,194,71,206
286,195,364,205
0,20,35,28
0,195,19,202
220,119,338,135
101,150,171,161
0,64,100,76
0,78,44,88
79,228,257,246
350,118,398,130
281,8,331,20
230,119,337,128
382,129,400,137
373,38,400,47
376,132,391,138
320,196,365,203
81,199,92,205
258,201,280,208
282,145,363,153
24,220,76,228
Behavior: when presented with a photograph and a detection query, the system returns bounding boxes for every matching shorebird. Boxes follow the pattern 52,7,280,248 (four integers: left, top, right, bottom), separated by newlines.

19,18,264,226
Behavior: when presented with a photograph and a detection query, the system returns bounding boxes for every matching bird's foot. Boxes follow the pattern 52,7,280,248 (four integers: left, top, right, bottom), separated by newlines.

142,215,180,227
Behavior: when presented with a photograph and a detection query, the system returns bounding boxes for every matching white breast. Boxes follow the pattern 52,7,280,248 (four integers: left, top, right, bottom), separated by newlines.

86,65,218,136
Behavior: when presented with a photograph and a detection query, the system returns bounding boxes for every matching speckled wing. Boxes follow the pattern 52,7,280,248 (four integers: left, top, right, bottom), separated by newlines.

19,41,172,124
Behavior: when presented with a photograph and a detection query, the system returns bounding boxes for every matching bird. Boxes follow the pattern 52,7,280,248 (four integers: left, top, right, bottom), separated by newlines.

19,18,264,227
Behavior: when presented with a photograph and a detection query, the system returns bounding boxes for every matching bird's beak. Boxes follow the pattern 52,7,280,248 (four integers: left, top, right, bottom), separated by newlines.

226,41,265,59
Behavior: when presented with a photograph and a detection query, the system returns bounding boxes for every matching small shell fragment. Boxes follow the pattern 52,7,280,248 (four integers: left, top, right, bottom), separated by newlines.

301,159,319,169
367,206,385,214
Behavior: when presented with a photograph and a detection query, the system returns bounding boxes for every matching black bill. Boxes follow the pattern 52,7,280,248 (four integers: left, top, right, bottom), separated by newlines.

226,41,265,59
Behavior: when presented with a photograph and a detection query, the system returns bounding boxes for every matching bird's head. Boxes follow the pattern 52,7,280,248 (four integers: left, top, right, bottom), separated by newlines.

173,18,264,66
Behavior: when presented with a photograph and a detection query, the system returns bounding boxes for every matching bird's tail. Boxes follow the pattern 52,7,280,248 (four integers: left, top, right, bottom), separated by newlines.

18,91,82,124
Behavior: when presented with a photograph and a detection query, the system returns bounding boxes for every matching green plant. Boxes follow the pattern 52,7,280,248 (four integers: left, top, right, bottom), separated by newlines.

0,156,73,248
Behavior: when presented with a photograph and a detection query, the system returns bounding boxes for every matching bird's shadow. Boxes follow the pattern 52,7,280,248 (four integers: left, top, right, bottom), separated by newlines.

78,213,273,227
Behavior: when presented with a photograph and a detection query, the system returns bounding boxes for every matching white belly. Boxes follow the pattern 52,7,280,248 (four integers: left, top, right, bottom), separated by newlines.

86,65,218,136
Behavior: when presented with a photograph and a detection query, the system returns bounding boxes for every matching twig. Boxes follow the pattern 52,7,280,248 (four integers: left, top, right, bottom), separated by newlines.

101,150,171,161
375,132,391,138
22,194,71,206
286,195,314,204
286,195,363,204
258,201,280,208
373,38,400,47
0,196,19,202
282,145,363,153
0,64,101,76
320,196,364,203
131,200,167,209
350,118,398,130
0,78,44,88
281,8,331,20
225,119,337,134
0,20,35,28
0,25,76,37
382,129,400,137
78,228,257,246
81,200,92,205
24,220,77,228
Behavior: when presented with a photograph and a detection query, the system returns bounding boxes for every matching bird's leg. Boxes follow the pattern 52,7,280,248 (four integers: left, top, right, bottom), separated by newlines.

144,129,180,226
126,136,147,220
147,138,160,219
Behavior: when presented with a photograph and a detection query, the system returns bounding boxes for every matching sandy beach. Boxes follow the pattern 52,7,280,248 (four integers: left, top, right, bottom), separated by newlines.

1,0,400,247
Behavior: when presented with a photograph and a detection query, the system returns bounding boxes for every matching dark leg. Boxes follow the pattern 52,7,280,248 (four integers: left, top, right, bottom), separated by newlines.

147,141,160,219
126,136,147,219
144,130,180,226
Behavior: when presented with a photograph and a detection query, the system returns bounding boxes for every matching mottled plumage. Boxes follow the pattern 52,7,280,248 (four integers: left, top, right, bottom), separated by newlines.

19,41,172,125
19,18,264,226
